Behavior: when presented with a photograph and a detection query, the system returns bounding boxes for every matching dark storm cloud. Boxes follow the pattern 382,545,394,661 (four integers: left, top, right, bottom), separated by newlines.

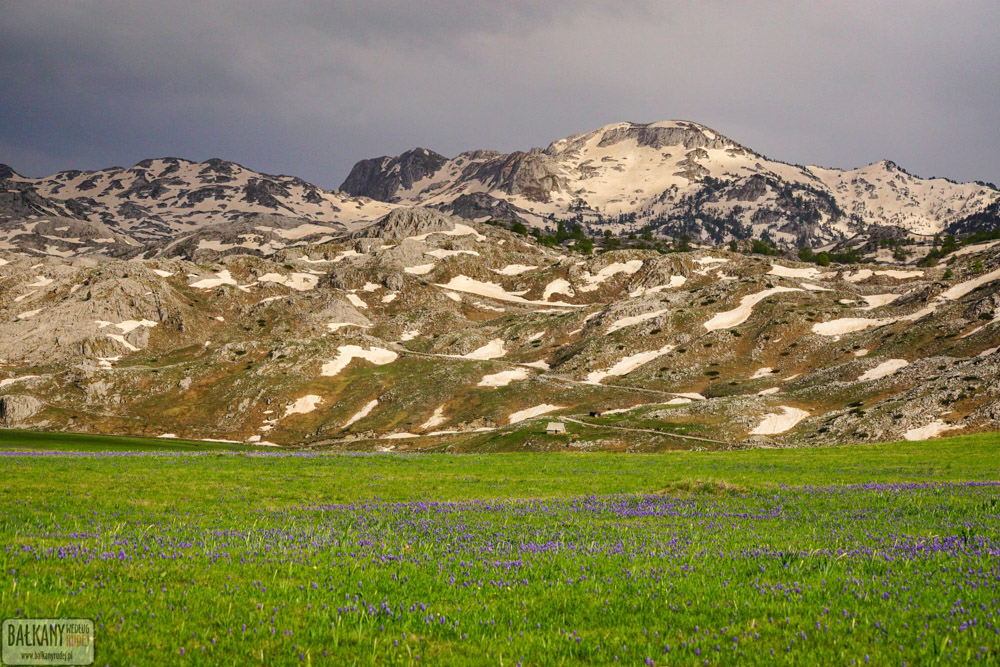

2,1,998,188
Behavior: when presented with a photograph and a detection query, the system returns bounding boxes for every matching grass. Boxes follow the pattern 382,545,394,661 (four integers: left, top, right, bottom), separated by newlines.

0,429,254,452
0,431,999,664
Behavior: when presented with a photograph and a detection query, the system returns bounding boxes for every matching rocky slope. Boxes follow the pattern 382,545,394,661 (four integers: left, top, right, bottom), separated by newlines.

0,158,393,243
1,207,998,449
341,121,1000,247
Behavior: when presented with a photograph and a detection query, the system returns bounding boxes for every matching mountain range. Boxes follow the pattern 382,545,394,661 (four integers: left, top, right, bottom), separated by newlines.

4,120,999,253
1,121,998,449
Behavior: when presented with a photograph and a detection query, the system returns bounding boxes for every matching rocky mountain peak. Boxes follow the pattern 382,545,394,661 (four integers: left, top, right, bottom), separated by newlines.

358,206,461,240
339,147,448,202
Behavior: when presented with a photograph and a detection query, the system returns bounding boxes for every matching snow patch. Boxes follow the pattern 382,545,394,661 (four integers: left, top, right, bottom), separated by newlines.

542,279,574,301
812,317,888,337
750,406,809,435
327,321,370,333
478,368,530,387
420,405,447,430
584,344,674,384
106,334,139,351
494,264,537,276
629,276,686,297
703,287,802,331
257,272,319,291
321,345,398,377
860,294,901,310
858,358,909,381
283,395,324,417
425,248,479,259
343,399,378,428
406,223,484,243
345,294,368,309
456,339,506,360
508,403,563,424
190,270,239,289
769,264,823,279
435,276,582,308
404,263,436,276
904,420,956,441
0,375,39,389
578,260,643,292
605,308,668,335
940,268,1000,300
876,269,923,279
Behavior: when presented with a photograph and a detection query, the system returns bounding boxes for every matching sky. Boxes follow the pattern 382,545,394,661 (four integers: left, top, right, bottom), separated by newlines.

2,1,999,189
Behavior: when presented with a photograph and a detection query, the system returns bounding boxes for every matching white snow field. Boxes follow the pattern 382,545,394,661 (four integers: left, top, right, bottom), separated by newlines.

345,294,368,309
494,264,538,276
904,420,955,441
750,406,810,435
703,287,801,331
403,263,436,276
405,223,484,243
860,294,901,310
628,276,686,297
768,264,824,279
257,272,319,291
605,308,668,335
420,405,447,430
478,368,530,387
0,375,40,389
811,317,889,337
326,321,370,333
858,358,909,381
508,403,563,424
542,279,574,301
189,270,240,289
343,399,378,428
321,345,398,377
456,339,507,360
94,319,158,333
434,276,582,307
425,249,480,259
578,260,643,292
584,344,675,384
940,267,1000,300
283,395,324,417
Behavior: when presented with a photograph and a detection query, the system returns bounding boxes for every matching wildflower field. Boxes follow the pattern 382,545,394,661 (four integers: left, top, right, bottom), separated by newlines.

2,431,1000,665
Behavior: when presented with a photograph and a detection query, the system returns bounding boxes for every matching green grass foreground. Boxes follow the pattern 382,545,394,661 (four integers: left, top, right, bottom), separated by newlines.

1,432,999,665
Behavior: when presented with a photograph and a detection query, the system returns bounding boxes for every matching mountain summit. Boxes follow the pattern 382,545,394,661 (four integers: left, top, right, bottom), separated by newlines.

340,120,999,246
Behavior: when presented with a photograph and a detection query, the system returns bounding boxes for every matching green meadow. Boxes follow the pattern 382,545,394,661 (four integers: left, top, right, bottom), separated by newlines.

1,431,998,664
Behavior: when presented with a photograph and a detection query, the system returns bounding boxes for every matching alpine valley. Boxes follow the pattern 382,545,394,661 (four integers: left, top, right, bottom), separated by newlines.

1,120,999,449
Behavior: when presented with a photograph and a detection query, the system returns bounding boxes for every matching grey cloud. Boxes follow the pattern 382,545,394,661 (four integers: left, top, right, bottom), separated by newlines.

1,1,998,188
